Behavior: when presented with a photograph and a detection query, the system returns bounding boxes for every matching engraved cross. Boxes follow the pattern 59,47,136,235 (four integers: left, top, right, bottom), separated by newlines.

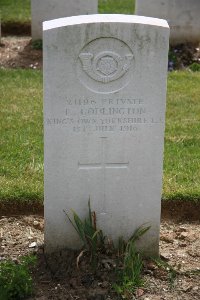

78,137,129,212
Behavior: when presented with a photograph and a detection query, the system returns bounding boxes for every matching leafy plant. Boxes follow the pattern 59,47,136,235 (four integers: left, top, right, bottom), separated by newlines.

183,269,200,276
63,199,105,267
0,255,36,300
114,225,150,299
31,39,43,50
189,62,200,72
154,258,177,289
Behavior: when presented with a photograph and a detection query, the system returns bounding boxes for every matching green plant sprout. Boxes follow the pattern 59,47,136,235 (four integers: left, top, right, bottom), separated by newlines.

189,62,200,72
153,257,177,289
114,225,151,299
63,199,105,267
0,255,36,300
64,199,151,297
31,39,43,50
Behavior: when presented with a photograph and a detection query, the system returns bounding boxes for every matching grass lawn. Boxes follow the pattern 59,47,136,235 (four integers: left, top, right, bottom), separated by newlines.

99,0,135,14
0,69,43,202
0,0,135,24
164,72,200,201
0,0,31,23
0,69,200,204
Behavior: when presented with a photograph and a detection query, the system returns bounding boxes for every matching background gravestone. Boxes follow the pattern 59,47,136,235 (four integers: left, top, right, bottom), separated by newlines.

31,0,98,40
135,0,200,45
43,14,169,256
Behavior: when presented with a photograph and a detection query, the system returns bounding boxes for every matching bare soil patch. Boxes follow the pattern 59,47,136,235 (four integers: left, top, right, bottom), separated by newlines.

161,200,200,222
1,22,31,37
0,37,42,69
1,199,200,223
0,215,199,300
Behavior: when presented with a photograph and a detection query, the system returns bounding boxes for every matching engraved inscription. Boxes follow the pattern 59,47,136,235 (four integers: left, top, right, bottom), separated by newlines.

46,97,164,133
77,38,134,94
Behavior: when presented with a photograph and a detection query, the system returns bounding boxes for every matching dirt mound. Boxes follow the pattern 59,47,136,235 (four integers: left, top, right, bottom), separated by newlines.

0,37,42,69
0,215,199,299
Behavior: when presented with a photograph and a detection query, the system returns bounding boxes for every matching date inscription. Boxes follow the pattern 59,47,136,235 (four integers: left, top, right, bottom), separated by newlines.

46,97,163,133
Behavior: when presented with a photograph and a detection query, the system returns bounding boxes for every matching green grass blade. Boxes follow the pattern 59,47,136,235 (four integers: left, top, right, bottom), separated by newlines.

129,225,151,243
88,198,93,226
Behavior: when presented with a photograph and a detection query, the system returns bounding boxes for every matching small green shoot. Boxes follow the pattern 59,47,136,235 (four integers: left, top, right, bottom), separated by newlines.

182,269,200,276
63,199,105,267
189,62,200,72
153,258,177,289
0,255,36,300
114,225,150,299
31,39,43,50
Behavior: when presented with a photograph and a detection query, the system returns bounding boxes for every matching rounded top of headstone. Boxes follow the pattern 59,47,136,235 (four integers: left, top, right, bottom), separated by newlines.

43,14,169,31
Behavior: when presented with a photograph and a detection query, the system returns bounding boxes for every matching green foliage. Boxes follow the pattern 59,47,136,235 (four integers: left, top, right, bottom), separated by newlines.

114,225,150,299
64,200,105,267
99,0,135,14
154,259,200,290
183,269,200,276
1,67,200,204
0,0,135,24
163,71,200,201
0,0,30,23
64,201,149,293
31,40,43,50
0,255,36,300
32,40,42,50
0,69,43,203
189,62,200,72
154,258,177,289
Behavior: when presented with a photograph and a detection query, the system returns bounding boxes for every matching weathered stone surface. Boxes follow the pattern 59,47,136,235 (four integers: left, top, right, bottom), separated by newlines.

135,0,200,45
43,14,169,256
31,0,98,40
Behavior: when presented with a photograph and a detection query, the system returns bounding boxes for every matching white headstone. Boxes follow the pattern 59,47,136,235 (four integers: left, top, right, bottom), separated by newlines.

43,14,169,256
31,0,98,40
135,0,200,45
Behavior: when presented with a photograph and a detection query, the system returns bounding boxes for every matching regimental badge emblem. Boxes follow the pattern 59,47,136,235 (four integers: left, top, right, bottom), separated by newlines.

79,51,133,83
77,37,134,94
